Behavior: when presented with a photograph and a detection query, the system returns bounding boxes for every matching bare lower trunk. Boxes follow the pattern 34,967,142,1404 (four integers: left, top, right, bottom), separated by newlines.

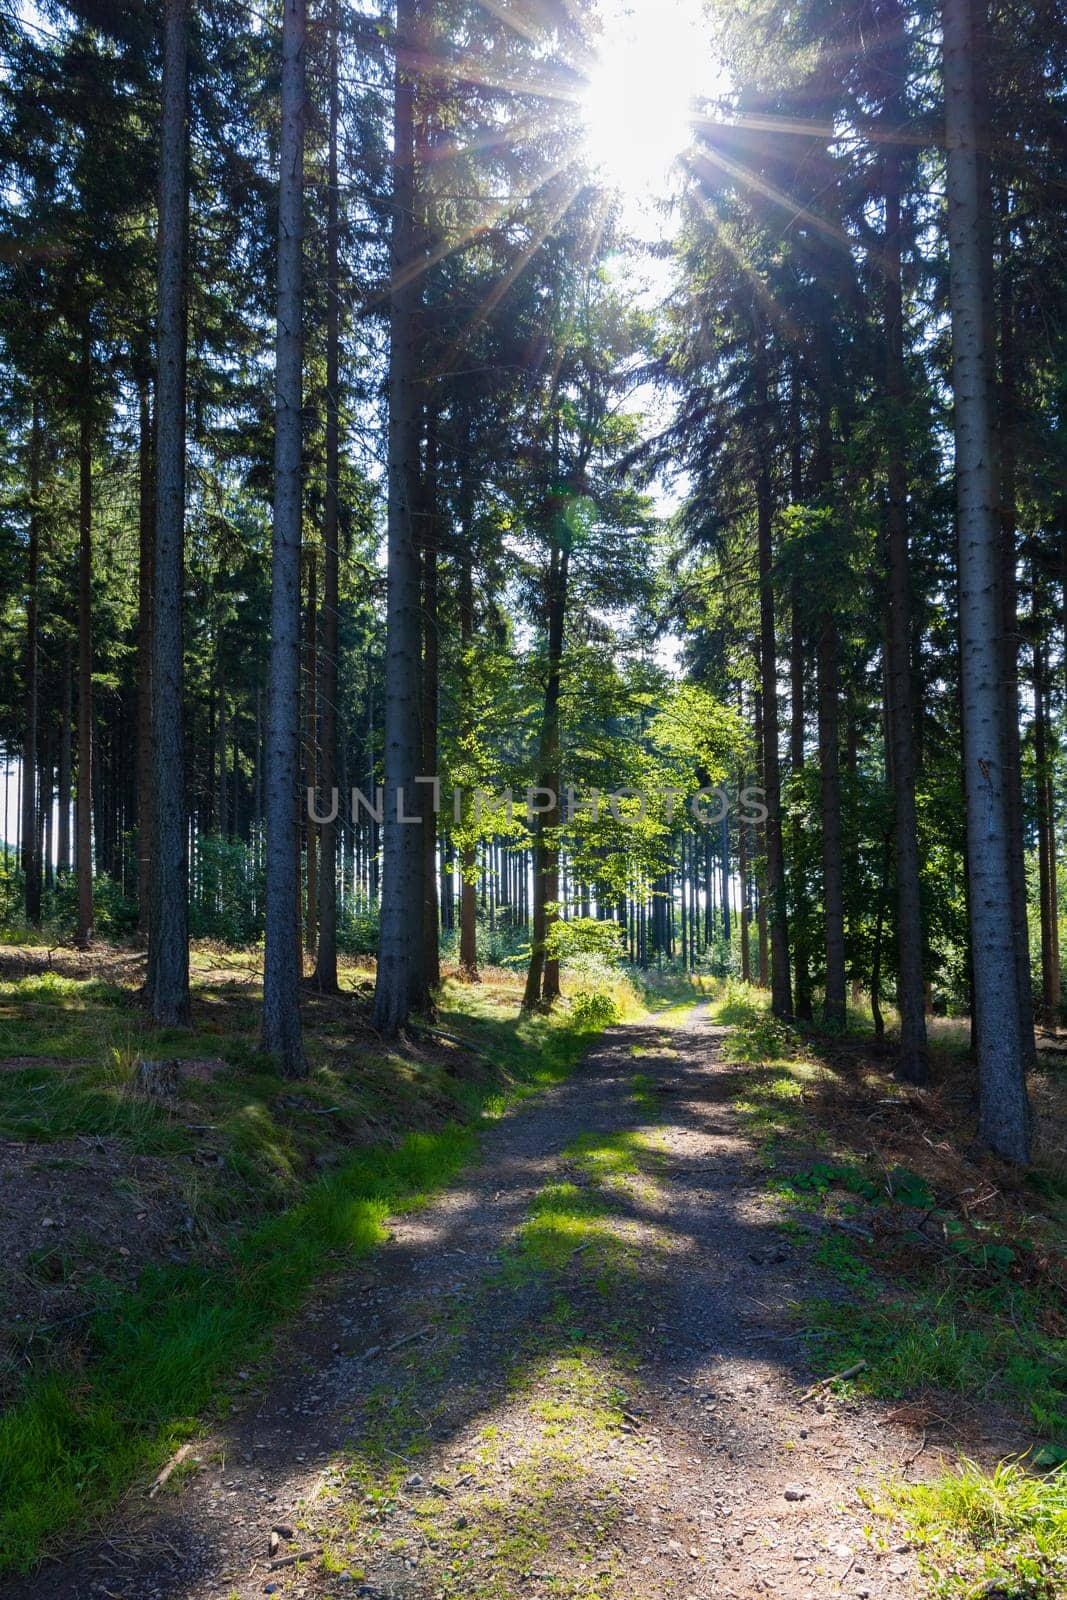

304,549,318,954
788,366,813,1021
457,540,479,981
754,381,791,1016
817,610,846,1027
944,0,1030,1161
373,0,427,1034
58,642,72,875
314,0,341,994
22,396,42,925
75,326,94,949
136,374,154,939
883,142,928,1082
262,0,308,1075
421,425,441,991
996,242,1037,1071
1034,637,1060,1027
523,543,568,1009
146,0,191,1025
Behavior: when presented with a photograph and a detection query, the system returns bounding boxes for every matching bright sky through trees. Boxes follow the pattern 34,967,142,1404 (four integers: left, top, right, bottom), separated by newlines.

580,0,726,211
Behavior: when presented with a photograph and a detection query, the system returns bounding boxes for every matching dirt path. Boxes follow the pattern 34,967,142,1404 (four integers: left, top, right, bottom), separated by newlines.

4,1005,952,1600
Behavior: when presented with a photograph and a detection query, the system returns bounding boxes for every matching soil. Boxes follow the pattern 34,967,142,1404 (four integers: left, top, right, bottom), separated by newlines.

0,1006,1029,1600
0,1136,199,1403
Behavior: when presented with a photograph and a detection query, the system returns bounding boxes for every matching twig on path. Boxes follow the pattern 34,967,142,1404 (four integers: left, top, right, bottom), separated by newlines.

901,1428,929,1476
741,1331,808,1343
146,1441,195,1498
382,1325,432,1355
269,1547,323,1570
798,1359,867,1403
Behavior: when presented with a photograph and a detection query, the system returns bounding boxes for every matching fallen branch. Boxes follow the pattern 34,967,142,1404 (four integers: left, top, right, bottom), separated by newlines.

383,1325,432,1354
405,1022,500,1068
798,1360,867,1403
269,1547,322,1571
147,1441,194,1498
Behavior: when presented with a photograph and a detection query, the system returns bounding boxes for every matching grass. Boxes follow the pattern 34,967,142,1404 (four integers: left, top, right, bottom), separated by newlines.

0,955,632,1575
718,978,1067,1596
866,1458,1067,1598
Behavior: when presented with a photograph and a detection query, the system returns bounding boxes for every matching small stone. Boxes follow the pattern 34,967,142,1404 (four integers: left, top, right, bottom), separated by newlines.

405,1472,423,1489
269,1531,279,1557
783,1485,808,1502
273,1523,294,1539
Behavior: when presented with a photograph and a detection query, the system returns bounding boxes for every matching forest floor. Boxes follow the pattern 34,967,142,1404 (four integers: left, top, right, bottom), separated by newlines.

0,957,1064,1600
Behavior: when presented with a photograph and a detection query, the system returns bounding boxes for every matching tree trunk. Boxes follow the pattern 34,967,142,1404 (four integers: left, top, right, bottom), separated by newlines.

262,0,308,1074
788,362,813,1020
943,0,1031,1161
421,422,441,990
373,0,427,1035
75,325,94,949
817,608,846,1026
754,370,792,1016
996,226,1037,1070
58,640,72,875
136,374,154,938
146,0,191,1025
1034,634,1060,1028
22,395,42,924
314,0,341,994
883,143,929,1082
457,536,479,980
523,542,568,1008
738,756,751,984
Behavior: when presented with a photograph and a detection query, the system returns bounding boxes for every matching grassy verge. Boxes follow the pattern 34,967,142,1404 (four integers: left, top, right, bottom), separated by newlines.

0,953,634,1574
716,978,1067,1597
865,1458,1067,1599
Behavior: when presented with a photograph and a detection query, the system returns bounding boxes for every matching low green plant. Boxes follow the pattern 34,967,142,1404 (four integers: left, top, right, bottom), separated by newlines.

870,1458,1067,1599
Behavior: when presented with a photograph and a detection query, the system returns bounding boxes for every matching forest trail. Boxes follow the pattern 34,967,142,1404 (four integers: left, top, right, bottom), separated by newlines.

5,1006,955,1600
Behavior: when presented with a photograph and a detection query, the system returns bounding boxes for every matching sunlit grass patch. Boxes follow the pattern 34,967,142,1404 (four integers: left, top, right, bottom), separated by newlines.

866,1458,1067,1599
730,1060,816,1157
564,1126,662,1185
0,971,619,1574
506,1181,622,1279
802,1290,1067,1440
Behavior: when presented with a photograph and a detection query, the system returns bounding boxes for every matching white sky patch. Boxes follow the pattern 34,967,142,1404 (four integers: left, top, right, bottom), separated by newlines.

577,1,730,681
580,0,730,238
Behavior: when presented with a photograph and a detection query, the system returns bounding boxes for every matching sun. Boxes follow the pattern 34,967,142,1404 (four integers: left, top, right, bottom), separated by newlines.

580,0,725,204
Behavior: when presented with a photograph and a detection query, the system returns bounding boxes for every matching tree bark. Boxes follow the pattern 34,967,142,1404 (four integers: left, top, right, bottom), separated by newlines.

996,224,1037,1070
458,531,479,980
146,0,191,1025
817,607,846,1026
136,373,154,938
943,0,1030,1161
373,0,427,1034
75,324,94,949
883,142,929,1082
22,395,42,925
304,548,317,953
754,354,792,1016
1034,634,1060,1028
788,361,813,1020
421,421,441,990
523,541,568,1008
314,0,341,994
58,640,72,876
262,0,308,1074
